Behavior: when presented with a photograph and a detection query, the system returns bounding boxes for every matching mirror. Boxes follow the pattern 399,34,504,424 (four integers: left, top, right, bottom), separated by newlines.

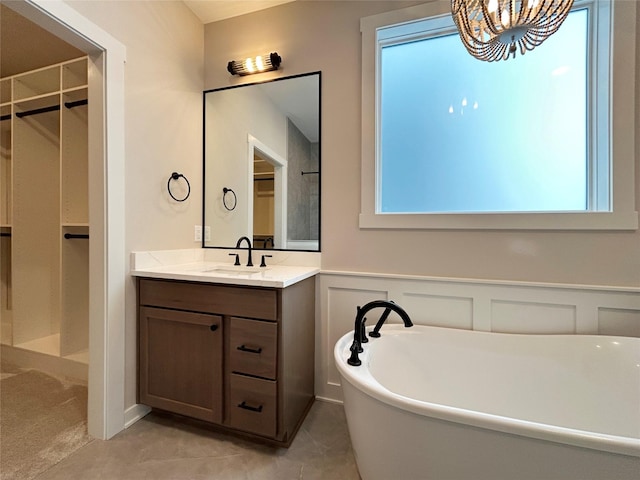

203,72,321,251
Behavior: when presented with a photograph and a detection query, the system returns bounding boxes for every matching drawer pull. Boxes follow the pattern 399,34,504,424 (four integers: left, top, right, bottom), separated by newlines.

237,344,262,354
210,324,218,332
237,401,263,413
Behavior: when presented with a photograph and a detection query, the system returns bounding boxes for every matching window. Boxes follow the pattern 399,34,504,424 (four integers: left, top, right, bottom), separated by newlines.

359,0,638,230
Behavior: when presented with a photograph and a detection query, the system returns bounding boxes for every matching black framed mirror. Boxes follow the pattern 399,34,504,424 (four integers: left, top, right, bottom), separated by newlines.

203,72,321,251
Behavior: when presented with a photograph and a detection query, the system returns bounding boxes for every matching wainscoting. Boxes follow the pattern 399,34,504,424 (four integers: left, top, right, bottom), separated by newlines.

316,271,640,402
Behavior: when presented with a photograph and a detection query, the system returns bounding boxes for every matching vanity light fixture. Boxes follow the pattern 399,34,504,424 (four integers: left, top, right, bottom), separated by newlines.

451,0,573,61
227,52,282,76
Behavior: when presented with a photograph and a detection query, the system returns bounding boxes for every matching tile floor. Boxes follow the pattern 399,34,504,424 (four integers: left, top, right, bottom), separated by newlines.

34,400,361,480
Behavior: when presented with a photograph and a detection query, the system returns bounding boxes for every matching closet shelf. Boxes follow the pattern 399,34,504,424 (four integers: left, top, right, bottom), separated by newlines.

13,91,60,107
62,85,88,95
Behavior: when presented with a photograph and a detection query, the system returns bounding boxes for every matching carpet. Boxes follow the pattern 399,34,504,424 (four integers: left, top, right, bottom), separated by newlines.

0,365,92,480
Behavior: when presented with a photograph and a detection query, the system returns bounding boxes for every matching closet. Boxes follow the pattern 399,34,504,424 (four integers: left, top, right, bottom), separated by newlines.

0,57,89,378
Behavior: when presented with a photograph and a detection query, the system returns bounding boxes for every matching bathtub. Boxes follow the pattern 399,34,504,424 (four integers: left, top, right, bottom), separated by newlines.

334,325,640,480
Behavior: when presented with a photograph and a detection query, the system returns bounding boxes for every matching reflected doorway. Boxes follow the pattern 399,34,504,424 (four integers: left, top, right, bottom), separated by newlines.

253,150,275,249
247,135,286,249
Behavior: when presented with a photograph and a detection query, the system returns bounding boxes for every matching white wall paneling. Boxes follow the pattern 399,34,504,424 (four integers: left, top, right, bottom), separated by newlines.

318,271,640,402
598,308,640,337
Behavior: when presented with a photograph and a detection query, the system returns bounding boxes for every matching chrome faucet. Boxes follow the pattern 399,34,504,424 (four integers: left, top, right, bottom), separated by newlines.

235,236,253,267
347,300,412,366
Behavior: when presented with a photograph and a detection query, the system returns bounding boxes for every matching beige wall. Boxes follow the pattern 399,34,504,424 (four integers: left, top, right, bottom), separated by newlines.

65,0,203,408
205,0,640,287
56,0,638,416
68,0,203,251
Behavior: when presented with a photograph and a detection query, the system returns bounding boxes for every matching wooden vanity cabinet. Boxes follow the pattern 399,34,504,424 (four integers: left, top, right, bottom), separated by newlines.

137,276,315,446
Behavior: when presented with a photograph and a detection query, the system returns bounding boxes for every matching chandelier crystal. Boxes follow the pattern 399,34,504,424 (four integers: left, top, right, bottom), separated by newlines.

451,0,574,61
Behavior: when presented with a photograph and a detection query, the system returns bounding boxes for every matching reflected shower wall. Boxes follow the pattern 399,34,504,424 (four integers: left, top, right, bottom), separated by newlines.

287,118,319,244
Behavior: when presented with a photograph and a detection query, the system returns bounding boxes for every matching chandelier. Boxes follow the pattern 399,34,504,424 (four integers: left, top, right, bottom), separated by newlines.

451,0,574,61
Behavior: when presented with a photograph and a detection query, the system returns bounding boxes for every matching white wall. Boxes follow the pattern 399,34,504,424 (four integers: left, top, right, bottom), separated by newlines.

64,0,203,410
204,0,640,288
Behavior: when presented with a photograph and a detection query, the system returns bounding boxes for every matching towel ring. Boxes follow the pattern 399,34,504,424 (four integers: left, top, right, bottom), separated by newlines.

223,187,237,211
167,172,190,202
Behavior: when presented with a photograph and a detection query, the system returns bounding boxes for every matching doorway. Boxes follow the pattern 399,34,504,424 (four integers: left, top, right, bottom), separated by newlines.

2,0,127,441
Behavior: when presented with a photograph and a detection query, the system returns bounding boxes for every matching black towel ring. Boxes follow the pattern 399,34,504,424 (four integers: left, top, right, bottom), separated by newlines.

223,187,237,211
167,172,190,202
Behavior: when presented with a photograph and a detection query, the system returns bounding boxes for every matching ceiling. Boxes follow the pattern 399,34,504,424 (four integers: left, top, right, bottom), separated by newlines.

0,0,295,78
182,0,296,24
0,1,296,78
0,4,84,78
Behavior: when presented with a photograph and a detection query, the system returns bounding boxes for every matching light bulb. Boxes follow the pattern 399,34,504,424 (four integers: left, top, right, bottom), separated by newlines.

501,8,510,27
487,0,499,13
255,55,264,71
244,58,255,73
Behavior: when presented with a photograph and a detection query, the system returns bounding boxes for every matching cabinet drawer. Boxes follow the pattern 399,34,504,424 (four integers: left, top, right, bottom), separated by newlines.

229,317,277,380
139,278,277,320
227,374,277,438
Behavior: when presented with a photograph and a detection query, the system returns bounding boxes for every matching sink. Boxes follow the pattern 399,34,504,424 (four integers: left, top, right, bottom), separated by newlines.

201,266,269,275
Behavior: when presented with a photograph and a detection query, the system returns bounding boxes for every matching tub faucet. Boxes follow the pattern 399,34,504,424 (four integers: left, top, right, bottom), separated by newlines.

235,236,253,267
347,300,412,366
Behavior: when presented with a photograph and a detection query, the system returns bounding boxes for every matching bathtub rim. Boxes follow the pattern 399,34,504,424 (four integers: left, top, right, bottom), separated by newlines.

334,325,640,458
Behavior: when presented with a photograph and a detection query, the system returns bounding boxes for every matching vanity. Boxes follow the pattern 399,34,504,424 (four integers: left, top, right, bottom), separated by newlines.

133,255,318,446
133,69,322,446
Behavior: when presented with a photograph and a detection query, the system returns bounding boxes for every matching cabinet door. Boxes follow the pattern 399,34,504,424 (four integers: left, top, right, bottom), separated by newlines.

139,306,223,423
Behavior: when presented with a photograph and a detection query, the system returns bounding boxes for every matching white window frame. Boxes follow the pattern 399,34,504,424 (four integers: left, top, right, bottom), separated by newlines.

359,0,638,231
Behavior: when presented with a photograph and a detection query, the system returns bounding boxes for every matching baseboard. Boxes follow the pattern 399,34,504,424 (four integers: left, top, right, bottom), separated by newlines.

0,344,88,382
315,395,344,405
124,403,151,429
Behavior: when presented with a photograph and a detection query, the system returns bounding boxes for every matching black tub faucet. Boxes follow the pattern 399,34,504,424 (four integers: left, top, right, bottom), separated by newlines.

235,236,253,267
347,300,412,367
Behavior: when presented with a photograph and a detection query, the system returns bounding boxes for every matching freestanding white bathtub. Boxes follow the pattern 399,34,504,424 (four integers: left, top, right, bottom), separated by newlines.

335,324,640,480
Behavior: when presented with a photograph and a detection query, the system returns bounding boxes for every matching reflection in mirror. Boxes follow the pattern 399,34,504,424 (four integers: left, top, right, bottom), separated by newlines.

203,72,321,251
253,149,275,249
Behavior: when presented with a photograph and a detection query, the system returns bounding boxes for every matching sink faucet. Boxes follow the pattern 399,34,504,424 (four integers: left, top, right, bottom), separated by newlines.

235,236,253,267
347,300,412,366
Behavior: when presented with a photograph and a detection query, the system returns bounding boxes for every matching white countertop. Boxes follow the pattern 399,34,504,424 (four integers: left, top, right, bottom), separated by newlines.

131,261,319,288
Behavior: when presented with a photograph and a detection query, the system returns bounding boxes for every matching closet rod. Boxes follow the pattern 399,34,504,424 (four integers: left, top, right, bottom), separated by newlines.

301,171,319,176
15,99,88,119
0,114,10,122
15,104,60,118
64,233,89,240
0,232,10,237
65,99,88,109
